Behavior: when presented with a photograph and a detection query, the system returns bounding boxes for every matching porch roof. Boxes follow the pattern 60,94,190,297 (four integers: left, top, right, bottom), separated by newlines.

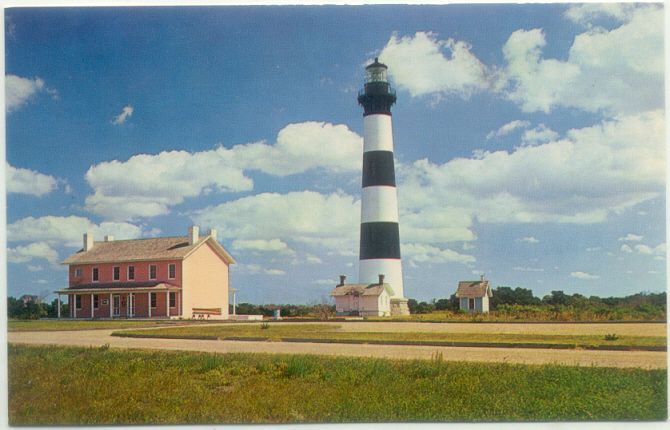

54,282,180,295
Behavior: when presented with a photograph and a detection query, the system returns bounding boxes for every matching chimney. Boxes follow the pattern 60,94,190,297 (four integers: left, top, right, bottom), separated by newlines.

339,275,346,286
83,232,94,251
188,226,199,245
209,228,218,241
378,274,385,285
104,235,114,242
480,274,485,283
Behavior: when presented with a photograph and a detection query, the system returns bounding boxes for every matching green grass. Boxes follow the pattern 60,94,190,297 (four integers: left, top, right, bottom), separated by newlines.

7,319,222,332
115,323,667,348
8,344,666,424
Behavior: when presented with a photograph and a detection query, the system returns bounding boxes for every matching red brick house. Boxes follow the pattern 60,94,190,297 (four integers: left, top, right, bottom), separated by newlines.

55,226,235,319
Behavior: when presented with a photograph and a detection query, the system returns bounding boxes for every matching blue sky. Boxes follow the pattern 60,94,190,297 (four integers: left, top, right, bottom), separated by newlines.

5,4,665,304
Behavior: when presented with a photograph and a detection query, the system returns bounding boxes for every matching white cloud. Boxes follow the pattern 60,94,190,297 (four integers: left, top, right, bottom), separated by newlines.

232,239,292,253
313,279,336,285
620,244,633,253
264,269,286,276
513,266,544,272
398,109,664,225
570,271,600,280
27,265,43,272
634,243,666,256
378,31,489,99
585,247,601,252
7,215,142,247
500,5,663,115
521,124,559,146
8,242,59,264
84,121,362,220
192,191,360,254
517,236,539,244
486,120,530,140
402,243,475,266
618,233,643,242
111,105,134,125
5,75,45,112
564,3,636,26
6,163,58,196
305,254,323,264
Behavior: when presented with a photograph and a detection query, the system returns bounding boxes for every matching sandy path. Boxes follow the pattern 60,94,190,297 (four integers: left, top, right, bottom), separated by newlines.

8,329,667,369
121,321,668,336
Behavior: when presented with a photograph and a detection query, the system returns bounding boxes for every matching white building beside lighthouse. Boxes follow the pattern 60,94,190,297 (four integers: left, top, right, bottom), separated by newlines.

332,58,410,316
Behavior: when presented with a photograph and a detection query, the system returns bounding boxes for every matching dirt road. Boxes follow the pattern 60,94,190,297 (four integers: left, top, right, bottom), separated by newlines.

8,327,667,369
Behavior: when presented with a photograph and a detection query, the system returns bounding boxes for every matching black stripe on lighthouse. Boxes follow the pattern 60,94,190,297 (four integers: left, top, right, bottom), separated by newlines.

359,222,401,260
362,151,396,187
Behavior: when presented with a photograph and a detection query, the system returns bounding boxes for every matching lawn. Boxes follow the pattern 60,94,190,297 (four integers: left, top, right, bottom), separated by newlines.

7,319,221,332
114,323,667,349
8,344,666,424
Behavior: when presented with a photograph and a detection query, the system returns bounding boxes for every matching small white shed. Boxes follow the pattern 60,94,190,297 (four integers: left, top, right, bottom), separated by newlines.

331,275,395,317
455,276,492,313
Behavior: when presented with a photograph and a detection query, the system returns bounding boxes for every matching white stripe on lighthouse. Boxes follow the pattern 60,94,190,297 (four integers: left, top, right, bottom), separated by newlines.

359,259,404,299
360,186,399,223
364,114,394,152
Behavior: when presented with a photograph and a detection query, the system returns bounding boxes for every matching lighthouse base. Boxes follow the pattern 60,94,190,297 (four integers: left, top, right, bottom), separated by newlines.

390,298,410,316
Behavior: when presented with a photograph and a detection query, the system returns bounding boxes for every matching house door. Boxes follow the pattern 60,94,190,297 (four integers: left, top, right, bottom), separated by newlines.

113,295,121,317
352,295,359,313
128,294,135,317
469,298,476,311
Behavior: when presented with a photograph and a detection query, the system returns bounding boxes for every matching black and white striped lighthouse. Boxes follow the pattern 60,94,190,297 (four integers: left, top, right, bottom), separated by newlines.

357,58,409,315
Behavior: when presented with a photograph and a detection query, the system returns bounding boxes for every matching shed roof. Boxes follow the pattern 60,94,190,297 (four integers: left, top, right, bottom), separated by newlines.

455,280,492,298
330,283,395,297
62,235,235,265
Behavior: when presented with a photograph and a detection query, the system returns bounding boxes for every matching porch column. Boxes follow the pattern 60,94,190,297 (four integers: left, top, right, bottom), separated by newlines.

178,292,181,317
73,295,77,318
90,293,94,319
130,293,134,317
234,290,237,316
166,291,169,318
57,294,61,319
109,293,113,318
148,293,152,318
127,293,130,317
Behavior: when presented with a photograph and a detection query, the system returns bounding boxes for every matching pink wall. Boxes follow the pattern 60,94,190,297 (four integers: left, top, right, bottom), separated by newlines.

69,260,182,287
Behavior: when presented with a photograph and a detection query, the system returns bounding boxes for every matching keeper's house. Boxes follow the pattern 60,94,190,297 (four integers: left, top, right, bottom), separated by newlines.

331,275,394,317
55,226,235,319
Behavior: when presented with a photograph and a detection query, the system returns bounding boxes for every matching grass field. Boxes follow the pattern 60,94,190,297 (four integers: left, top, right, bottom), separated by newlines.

114,323,667,348
8,344,666,424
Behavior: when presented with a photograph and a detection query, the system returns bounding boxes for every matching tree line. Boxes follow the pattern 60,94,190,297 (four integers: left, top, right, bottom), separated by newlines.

407,287,666,320
7,297,66,320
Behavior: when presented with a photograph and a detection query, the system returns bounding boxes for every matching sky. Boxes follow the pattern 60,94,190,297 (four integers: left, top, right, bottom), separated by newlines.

4,3,666,304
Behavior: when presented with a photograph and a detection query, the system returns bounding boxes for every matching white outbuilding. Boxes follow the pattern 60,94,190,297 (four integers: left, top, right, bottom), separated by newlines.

455,275,492,313
331,275,394,317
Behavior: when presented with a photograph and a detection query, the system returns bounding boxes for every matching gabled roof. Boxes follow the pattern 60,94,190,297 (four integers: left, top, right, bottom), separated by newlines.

62,235,235,265
455,280,492,298
330,283,395,297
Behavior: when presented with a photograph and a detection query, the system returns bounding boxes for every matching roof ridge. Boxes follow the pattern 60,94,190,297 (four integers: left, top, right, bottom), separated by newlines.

93,235,187,243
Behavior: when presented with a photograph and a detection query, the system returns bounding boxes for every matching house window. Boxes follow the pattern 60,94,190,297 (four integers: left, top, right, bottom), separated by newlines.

150,293,157,308
93,295,99,309
168,264,176,279
469,298,475,310
113,266,120,281
74,268,82,277
75,295,82,309
128,266,135,280
92,267,99,282
149,265,157,280
169,292,176,307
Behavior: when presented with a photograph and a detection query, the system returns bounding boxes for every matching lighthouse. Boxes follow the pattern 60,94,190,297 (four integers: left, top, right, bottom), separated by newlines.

357,58,409,315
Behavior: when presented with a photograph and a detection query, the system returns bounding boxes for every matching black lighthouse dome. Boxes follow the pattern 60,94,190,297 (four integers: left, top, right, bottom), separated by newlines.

358,57,397,116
